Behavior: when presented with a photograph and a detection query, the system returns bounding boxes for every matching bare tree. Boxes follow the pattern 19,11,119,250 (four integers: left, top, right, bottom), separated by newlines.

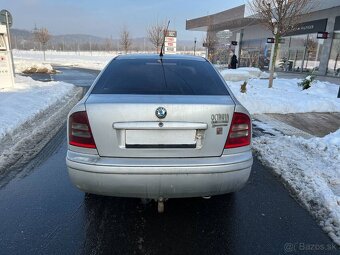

34,27,51,61
120,26,132,54
202,15,218,62
203,31,218,62
103,37,113,52
248,0,314,88
333,43,340,74
249,51,260,67
303,36,318,71
147,21,166,53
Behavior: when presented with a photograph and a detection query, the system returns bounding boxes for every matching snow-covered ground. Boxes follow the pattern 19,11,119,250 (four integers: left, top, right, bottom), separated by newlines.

13,50,114,71
253,128,340,245
0,75,74,141
225,78,340,114
228,66,340,245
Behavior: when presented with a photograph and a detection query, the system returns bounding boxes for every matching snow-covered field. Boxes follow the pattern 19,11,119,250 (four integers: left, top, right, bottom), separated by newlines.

13,50,114,71
253,128,340,245
225,78,340,114
0,75,74,141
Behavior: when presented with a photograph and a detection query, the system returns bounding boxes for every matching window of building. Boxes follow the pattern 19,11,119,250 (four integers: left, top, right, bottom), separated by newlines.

327,32,340,77
276,34,324,72
239,38,268,69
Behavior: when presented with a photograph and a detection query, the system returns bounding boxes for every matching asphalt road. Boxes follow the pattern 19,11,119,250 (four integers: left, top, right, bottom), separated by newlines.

0,67,337,255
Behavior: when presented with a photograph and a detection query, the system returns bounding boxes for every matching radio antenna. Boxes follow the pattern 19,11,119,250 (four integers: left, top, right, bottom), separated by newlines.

160,20,170,57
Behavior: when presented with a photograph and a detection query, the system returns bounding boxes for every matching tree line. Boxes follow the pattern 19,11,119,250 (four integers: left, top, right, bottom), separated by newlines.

11,22,184,54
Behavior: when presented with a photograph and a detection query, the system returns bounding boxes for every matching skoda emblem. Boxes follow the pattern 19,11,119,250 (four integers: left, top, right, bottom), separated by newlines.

155,107,167,119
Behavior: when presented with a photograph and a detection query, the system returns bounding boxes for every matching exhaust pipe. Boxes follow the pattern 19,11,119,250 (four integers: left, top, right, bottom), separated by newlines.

157,197,164,213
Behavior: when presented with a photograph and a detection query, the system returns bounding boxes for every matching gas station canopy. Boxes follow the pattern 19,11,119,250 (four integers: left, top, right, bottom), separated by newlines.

186,5,261,32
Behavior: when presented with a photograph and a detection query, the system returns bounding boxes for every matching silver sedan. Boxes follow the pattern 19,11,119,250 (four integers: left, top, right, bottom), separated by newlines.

66,54,253,209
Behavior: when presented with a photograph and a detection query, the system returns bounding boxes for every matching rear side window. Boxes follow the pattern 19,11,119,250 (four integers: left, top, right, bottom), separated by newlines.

91,58,229,95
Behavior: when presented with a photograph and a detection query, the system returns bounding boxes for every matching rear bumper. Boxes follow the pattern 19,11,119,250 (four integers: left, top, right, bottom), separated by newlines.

66,150,253,199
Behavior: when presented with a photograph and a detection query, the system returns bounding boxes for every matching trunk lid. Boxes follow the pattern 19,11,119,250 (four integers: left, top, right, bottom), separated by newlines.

85,94,235,158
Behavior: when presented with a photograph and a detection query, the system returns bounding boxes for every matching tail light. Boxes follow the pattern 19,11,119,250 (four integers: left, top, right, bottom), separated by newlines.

225,112,251,149
69,111,96,149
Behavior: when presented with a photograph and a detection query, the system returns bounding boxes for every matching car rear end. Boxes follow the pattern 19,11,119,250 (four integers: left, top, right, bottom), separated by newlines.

66,55,253,199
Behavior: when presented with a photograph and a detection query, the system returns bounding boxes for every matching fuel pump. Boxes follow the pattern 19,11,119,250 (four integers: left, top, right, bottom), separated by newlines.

0,10,14,89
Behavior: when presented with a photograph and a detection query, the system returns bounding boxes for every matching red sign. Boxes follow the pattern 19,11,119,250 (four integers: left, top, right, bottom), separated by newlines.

165,37,175,42
317,32,329,39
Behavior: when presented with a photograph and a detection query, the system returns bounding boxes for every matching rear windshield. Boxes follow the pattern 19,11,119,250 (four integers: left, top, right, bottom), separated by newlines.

91,58,228,95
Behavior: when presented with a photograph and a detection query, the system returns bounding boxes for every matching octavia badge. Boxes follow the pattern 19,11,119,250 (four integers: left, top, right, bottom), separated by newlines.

155,107,167,119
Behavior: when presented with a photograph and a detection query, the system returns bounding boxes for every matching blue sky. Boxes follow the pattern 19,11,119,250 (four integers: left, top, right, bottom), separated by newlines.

0,0,245,40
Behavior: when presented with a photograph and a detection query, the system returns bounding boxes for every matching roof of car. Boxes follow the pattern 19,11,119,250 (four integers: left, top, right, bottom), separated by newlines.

115,54,207,62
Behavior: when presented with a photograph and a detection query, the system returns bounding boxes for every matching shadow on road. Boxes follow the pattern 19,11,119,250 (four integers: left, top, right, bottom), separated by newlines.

82,193,239,255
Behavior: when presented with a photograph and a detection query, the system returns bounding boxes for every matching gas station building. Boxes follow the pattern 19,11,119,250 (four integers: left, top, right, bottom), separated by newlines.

186,1,340,76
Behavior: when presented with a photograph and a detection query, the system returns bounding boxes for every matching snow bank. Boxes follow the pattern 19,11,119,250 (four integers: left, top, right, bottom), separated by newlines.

323,129,340,145
259,72,272,79
0,75,74,140
15,60,56,74
219,67,276,81
220,69,251,82
238,67,263,77
253,129,340,245
226,78,340,114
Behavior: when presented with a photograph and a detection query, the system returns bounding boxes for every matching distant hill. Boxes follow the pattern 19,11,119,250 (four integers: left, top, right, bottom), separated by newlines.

10,28,32,37
10,28,204,51
52,34,106,44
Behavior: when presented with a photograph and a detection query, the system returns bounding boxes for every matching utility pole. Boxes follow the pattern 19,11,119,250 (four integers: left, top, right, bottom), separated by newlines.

33,23,37,51
14,35,17,49
194,37,197,55
268,25,277,73
110,35,113,52
5,11,15,76
90,37,92,56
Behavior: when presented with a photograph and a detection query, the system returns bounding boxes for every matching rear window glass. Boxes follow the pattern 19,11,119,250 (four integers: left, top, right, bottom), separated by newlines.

91,58,228,95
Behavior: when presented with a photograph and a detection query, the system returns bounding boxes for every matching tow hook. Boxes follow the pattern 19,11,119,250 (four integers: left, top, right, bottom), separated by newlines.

157,197,165,213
